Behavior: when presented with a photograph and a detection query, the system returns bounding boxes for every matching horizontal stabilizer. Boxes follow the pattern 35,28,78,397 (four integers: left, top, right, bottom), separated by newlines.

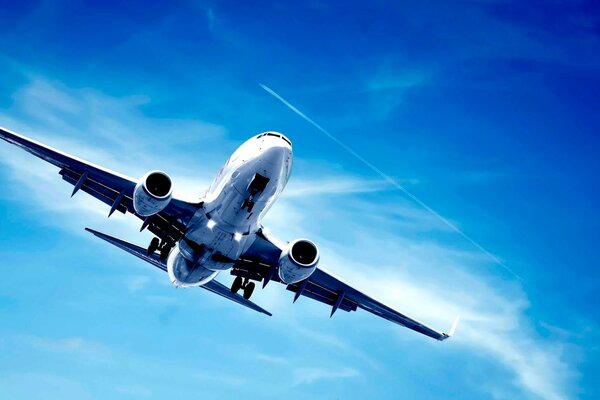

85,228,272,316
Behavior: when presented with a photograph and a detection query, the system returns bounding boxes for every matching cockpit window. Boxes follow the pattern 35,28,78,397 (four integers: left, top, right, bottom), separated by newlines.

257,132,292,146
266,132,292,145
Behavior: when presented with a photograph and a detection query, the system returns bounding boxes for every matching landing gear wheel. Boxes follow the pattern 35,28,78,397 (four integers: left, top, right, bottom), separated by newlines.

243,282,255,300
231,276,243,294
147,237,160,254
159,244,172,261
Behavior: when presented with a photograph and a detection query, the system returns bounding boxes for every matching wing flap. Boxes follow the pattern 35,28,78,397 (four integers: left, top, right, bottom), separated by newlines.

61,169,129,214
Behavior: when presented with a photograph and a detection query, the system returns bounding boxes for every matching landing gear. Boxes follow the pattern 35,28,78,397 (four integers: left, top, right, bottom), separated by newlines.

147,237,160,254
241,198,255,213
230,276,256,300
159,243,172,261
231,276,243,294
243,282,255,300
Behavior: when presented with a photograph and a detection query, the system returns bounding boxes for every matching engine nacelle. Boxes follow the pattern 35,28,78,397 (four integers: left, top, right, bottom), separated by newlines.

278,239,320,284
167,243,218,287
133,171,173,217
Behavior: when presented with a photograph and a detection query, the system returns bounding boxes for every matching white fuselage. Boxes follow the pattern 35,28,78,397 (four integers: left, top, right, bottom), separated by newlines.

167,132,292,287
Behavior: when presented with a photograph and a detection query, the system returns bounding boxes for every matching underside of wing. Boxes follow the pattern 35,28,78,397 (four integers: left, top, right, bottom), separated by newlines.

233,230,456,341
0,126,198,244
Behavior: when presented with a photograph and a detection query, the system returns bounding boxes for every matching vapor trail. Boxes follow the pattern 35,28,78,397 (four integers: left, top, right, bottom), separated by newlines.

260,83,526,284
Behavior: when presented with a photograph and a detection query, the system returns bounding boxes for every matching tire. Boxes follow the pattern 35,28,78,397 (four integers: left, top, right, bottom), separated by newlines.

159,245,171,261
148,238,160,254
231,276,243,294
243,282,255,300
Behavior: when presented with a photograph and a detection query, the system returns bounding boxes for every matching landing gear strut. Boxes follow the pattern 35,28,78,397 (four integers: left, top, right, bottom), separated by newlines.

241,198,255,213
231,276,256,300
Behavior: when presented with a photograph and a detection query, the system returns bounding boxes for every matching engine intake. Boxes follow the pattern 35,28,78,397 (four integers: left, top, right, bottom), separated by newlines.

133,171,173,217
278,239,319,284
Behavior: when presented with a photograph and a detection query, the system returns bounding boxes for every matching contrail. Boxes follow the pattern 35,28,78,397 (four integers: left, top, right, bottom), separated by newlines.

260,83,526,284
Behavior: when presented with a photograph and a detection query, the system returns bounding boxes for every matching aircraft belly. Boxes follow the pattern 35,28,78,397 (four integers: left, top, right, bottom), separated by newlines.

177,141,290,278
167,243,219,287
218,185,250,228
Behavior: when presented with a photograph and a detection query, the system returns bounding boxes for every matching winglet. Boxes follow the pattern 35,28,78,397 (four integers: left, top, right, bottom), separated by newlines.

448,314,461,337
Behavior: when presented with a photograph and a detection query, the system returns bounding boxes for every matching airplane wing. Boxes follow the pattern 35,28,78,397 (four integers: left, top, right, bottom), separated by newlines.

85,228,272,316
0,126,198,244
232,230,459,341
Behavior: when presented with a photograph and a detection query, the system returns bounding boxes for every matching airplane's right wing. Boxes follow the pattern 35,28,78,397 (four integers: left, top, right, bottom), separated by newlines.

232,230,459,341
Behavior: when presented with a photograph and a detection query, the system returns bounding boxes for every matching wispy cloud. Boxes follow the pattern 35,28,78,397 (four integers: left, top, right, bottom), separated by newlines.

292,366,361,386
0,77,221,239
17,335,113,364
116,385,152,397
284,176,390,198
194,370,248,386
0,372,94,400
124,275,152,294
280,213,576,400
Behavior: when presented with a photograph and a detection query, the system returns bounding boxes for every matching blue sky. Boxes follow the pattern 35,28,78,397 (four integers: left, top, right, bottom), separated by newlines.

0,1,598,399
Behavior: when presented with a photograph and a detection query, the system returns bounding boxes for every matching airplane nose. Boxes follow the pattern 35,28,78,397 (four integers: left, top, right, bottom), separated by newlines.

261,143,291,165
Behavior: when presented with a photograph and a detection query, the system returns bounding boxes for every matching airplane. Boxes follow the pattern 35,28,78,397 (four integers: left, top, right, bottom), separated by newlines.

0,126,459,341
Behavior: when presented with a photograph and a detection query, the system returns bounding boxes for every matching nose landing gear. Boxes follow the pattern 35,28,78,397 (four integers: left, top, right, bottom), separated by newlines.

241,198,255,213
231,276,256,300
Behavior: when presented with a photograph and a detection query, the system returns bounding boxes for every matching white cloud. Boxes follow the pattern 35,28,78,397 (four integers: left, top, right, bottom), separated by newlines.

0,372,94,400
194,370,247,386
116,385,152,397
125,275,152,293
284,176,389,198
292,366,360,386
267,197,576,400
18,335,113,364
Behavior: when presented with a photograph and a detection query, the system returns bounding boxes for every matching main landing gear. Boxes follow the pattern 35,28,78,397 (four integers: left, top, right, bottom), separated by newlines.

147,238,160,254
147,237,172,261
231,276,255,300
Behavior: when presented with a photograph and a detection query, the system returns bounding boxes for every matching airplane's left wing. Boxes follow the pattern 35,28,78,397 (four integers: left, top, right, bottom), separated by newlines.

0,126,198,244
85,227,272,316
232,230,459,341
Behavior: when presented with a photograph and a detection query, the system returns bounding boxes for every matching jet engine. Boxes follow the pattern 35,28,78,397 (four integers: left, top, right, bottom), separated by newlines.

167,243,218,287
278,239,319,284
133,171,173,217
